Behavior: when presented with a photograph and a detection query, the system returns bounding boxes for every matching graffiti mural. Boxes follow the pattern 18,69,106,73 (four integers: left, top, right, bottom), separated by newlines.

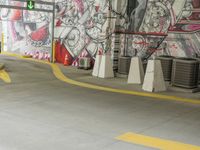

124,0,200,58
54,0,116,65
0,0,52,60
0,0,200,64
165,0,200,57
120,0,175,60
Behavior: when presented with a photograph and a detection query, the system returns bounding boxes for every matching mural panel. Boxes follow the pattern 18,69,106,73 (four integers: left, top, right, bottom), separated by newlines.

0,0,52,60
54,0,115,65
0,0,199,64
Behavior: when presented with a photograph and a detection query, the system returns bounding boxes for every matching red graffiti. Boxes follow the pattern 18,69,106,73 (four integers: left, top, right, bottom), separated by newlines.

134,41,150,46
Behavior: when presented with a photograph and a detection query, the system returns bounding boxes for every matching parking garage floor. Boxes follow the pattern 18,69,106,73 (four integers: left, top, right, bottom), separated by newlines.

0,55,200,150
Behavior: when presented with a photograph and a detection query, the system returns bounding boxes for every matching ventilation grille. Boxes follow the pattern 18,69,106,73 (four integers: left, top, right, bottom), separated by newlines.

156,56,174,81
171,58,199,89
118,56,131,75
199,65,200,84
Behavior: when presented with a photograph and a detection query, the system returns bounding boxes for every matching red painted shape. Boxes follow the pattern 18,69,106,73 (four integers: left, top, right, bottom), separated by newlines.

192,0,200,8
188,24,200,30
9,2,22,20
10,10,22,20
148,48,162,52
56,19,62,27
55,41,73,65
98,48,103,55
114,30,168,36
95,5,100,12
30,26,49,41
134,41,150,46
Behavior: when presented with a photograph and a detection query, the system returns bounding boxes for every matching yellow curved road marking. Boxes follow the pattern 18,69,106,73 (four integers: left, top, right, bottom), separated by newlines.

0,69,11,83
116,132,200,150
1,52,200,104
50,64,200,104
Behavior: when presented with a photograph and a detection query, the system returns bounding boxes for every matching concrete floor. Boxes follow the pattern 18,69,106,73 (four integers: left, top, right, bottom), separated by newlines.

0,55,200,150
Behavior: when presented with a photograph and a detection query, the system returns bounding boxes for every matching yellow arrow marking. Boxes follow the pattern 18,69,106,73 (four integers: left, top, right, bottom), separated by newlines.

116,132,200,150
0,69,11,83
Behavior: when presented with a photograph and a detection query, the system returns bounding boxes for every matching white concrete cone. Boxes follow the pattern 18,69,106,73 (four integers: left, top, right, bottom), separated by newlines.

92,54,102,77
128,57,144,84
98,54,114,78
142,59,166,92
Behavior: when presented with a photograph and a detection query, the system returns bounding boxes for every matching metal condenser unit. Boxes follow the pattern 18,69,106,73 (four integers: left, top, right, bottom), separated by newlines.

156,55,174,81
78,57,91,70
196,57,200,84
118,56,131,75
171,58,199,89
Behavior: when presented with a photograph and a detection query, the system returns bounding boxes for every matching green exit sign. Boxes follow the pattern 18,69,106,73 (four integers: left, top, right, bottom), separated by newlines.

27,0,35,10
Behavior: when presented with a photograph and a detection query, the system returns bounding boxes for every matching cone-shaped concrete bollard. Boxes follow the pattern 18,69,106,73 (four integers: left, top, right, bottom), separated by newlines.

92,54,102,77
128,57,144,84
98,54,114,78
142,59,166,92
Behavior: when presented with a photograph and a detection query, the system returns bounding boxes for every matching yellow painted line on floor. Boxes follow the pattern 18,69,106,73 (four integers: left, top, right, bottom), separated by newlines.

116,132,200,150
1,52,23,59
0,69,11,83
1,52,200,105
50,64,200,104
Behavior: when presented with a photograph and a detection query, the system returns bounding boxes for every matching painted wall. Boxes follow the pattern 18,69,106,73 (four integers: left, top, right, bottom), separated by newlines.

54,0,200,66
0,0,200,64
54,0,118,65
0,0,52,60
164,0,200,57
123,0,200,58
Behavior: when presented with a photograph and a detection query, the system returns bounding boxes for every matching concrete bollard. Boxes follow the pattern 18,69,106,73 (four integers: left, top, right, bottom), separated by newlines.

128,57,144,84
92,54,102,77
142,59,166,92
98,54,114,78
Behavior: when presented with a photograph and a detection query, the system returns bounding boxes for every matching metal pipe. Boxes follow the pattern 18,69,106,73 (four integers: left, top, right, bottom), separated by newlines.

50,0,55,63
0,4,53,13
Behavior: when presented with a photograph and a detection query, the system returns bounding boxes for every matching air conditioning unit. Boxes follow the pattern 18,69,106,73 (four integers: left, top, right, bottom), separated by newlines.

171,58,199,89
156,55,174,81
118,56,131,75
78,57,91,70
196,57,200,84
